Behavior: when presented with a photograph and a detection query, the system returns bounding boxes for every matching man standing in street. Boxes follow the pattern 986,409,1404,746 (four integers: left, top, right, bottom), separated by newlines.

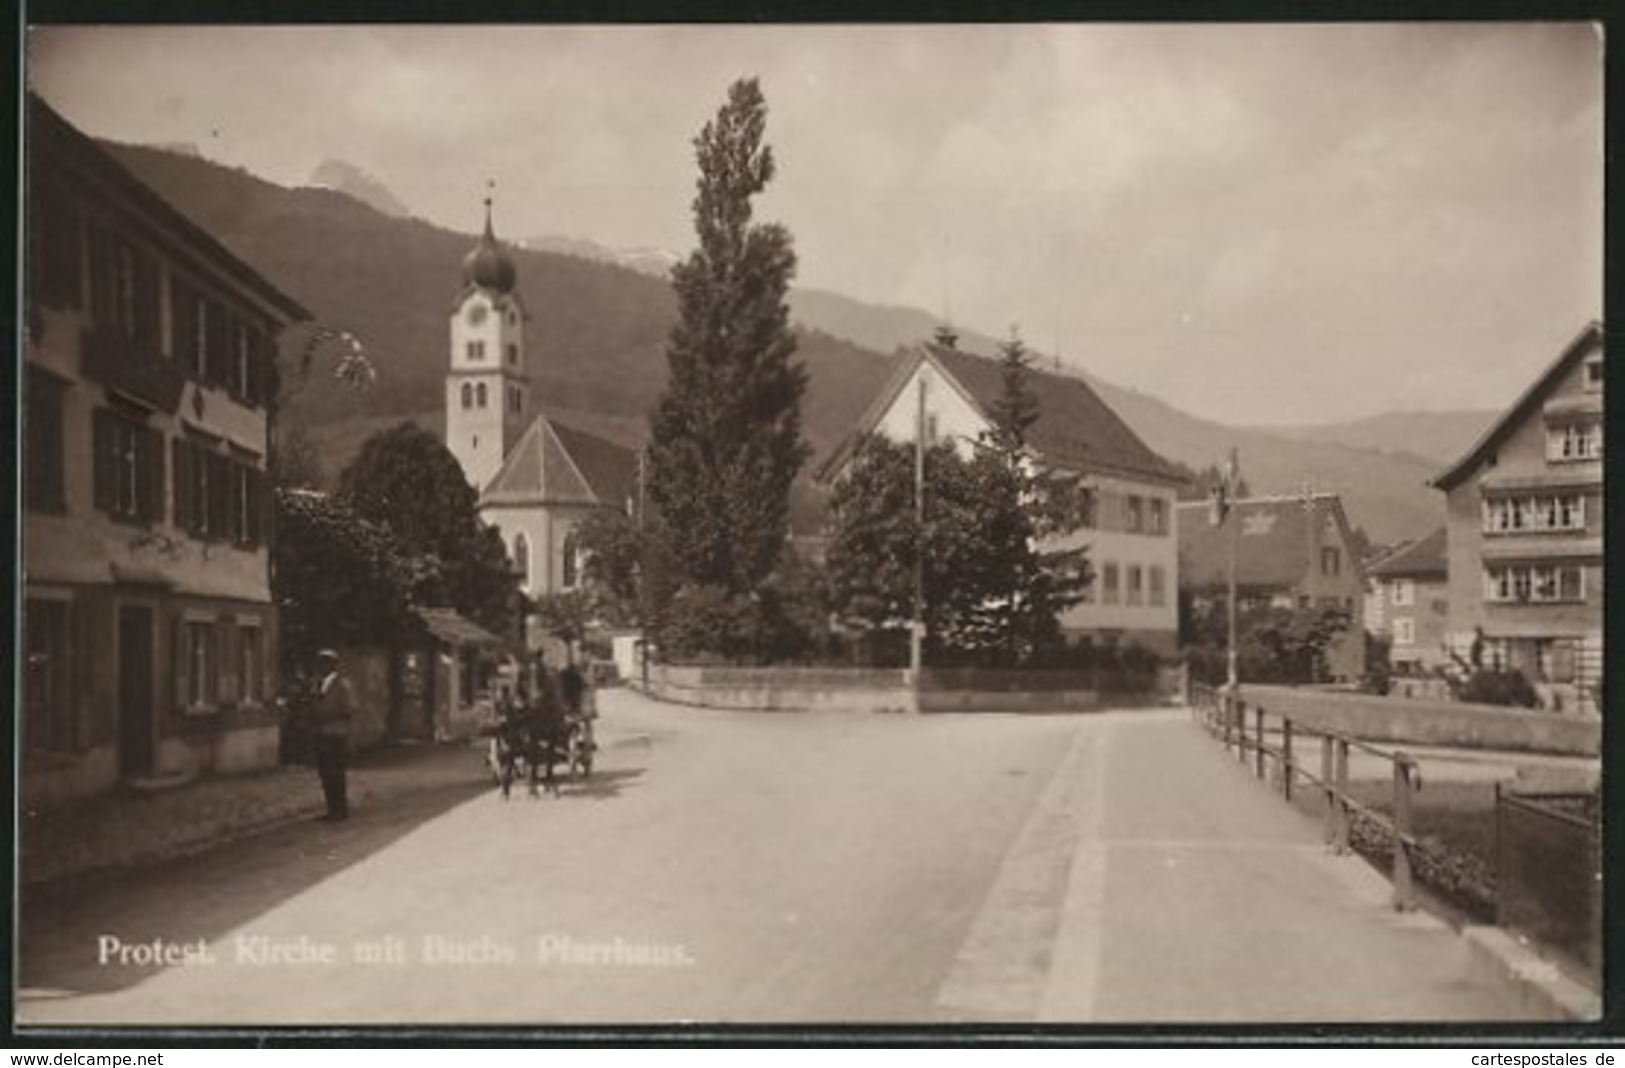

313,649,354,821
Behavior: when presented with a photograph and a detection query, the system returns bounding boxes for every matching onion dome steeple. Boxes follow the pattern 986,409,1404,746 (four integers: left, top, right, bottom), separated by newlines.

462,191,517,295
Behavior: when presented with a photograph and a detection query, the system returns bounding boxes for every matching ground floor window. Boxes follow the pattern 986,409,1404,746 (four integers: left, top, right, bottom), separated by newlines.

184,619,216,708
238,622,263,705
25,597,74,751
1392,617,1415,646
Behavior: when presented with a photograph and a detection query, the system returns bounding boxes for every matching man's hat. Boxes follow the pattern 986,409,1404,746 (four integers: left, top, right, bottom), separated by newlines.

316,648,340,663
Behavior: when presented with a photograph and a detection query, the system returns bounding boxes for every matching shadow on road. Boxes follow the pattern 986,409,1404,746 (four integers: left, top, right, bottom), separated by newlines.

17,779,489,999
553,767,645,802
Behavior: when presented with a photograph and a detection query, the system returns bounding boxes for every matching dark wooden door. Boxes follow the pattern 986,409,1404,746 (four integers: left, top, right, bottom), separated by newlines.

118,605,155,777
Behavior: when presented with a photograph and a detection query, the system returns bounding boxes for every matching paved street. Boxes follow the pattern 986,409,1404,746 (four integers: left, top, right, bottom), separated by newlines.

18,692,1540,1027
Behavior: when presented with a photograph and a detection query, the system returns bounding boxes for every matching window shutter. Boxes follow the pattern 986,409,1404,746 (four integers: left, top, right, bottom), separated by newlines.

133,250,160,352
171,278,195,365
247,466,264,546
207,452,231,538
91,408,114,513
172,615,189,711
87,223,114,327
243,327,261,405
205,300,228,385
138,426,165,523
216,617,236,705
172,438,193,532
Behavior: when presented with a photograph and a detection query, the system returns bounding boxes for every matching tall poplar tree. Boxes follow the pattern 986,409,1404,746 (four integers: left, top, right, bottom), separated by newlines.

648,77,808,600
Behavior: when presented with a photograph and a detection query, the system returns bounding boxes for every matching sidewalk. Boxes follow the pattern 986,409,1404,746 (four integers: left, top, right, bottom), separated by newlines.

1037,711,1598,1023
20,740,494,889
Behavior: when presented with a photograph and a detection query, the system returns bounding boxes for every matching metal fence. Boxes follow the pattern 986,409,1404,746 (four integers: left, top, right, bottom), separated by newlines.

1496,787,1602,982
1189,683,1423,911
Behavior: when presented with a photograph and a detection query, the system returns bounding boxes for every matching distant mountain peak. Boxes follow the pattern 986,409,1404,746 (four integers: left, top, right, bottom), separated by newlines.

306,159,411,219
517,233,681,278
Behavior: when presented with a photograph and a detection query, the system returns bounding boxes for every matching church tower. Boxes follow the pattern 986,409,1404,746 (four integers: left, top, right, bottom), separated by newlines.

446,195,528,494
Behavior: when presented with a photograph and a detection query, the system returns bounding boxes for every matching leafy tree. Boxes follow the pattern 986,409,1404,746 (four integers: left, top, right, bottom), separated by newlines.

573,508,643,627
272,489,420,670
648,77,809,607
336,421,520,639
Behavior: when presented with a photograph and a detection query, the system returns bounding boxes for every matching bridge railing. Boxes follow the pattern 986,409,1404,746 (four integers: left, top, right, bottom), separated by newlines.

1189,682,1422,911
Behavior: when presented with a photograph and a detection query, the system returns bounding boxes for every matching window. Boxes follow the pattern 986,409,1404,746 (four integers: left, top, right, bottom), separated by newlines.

1125,496,1145,534
230,321,263,403
89,228,160,349
24,598,74,751
1392,618,1415,646
230,464,263,547
26,368,66,513
1320,546,1341,577
1148,565,1166,607
1076,487,1096,530
461,382,473,409
1102,563,1120,605
92,410,163,524
1585,356,1603,392
467,341,486,362
1126,565,1143,606
1484,494,1586,534
174,439,261,546
476,382,488,408
1483,564,1586,604
35,181,82,309
1147,498,1167,536
508,385,522,414
1547,422,1602,462
925,414,939,442
184,620,216,708
1390,579,1414,607
237,623,263,705
562,532,580,589
507,343,518,366
513,533,530,586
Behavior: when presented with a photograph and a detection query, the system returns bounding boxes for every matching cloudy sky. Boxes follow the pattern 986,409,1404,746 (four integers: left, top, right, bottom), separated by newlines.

27,22,1602,426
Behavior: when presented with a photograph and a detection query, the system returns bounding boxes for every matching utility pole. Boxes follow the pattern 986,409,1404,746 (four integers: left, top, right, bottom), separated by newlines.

910,374,926,679
1225,448,1241,691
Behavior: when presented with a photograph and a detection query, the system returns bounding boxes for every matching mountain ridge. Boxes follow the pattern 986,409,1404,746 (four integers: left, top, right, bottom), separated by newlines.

105,137,1455,544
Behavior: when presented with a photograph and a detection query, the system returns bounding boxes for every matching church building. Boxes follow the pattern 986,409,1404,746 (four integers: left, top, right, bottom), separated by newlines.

445,201,638,614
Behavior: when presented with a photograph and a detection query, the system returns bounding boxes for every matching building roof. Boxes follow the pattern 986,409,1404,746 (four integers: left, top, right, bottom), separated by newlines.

818,341,1188,486
1366,526,1448,580
478,414,637,510
414,607,507,649
1430,321,1604,492
1176,494,1354,590
28,94,310,324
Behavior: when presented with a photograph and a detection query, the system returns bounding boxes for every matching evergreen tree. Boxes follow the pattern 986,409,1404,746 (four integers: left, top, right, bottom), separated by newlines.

648,77,809,602
976,330,1090,664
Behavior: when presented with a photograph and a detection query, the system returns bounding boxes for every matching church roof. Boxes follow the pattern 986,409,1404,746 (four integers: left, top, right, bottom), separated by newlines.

462,199,517,295
478,414,637,511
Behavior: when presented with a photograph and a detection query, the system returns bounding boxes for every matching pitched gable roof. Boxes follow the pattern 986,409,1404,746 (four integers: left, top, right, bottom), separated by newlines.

1431,321,1604,492
1176,494,1355,590
478,414,636,510
29,94,310,324
1366,526,1448,580
818,342,1187,486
